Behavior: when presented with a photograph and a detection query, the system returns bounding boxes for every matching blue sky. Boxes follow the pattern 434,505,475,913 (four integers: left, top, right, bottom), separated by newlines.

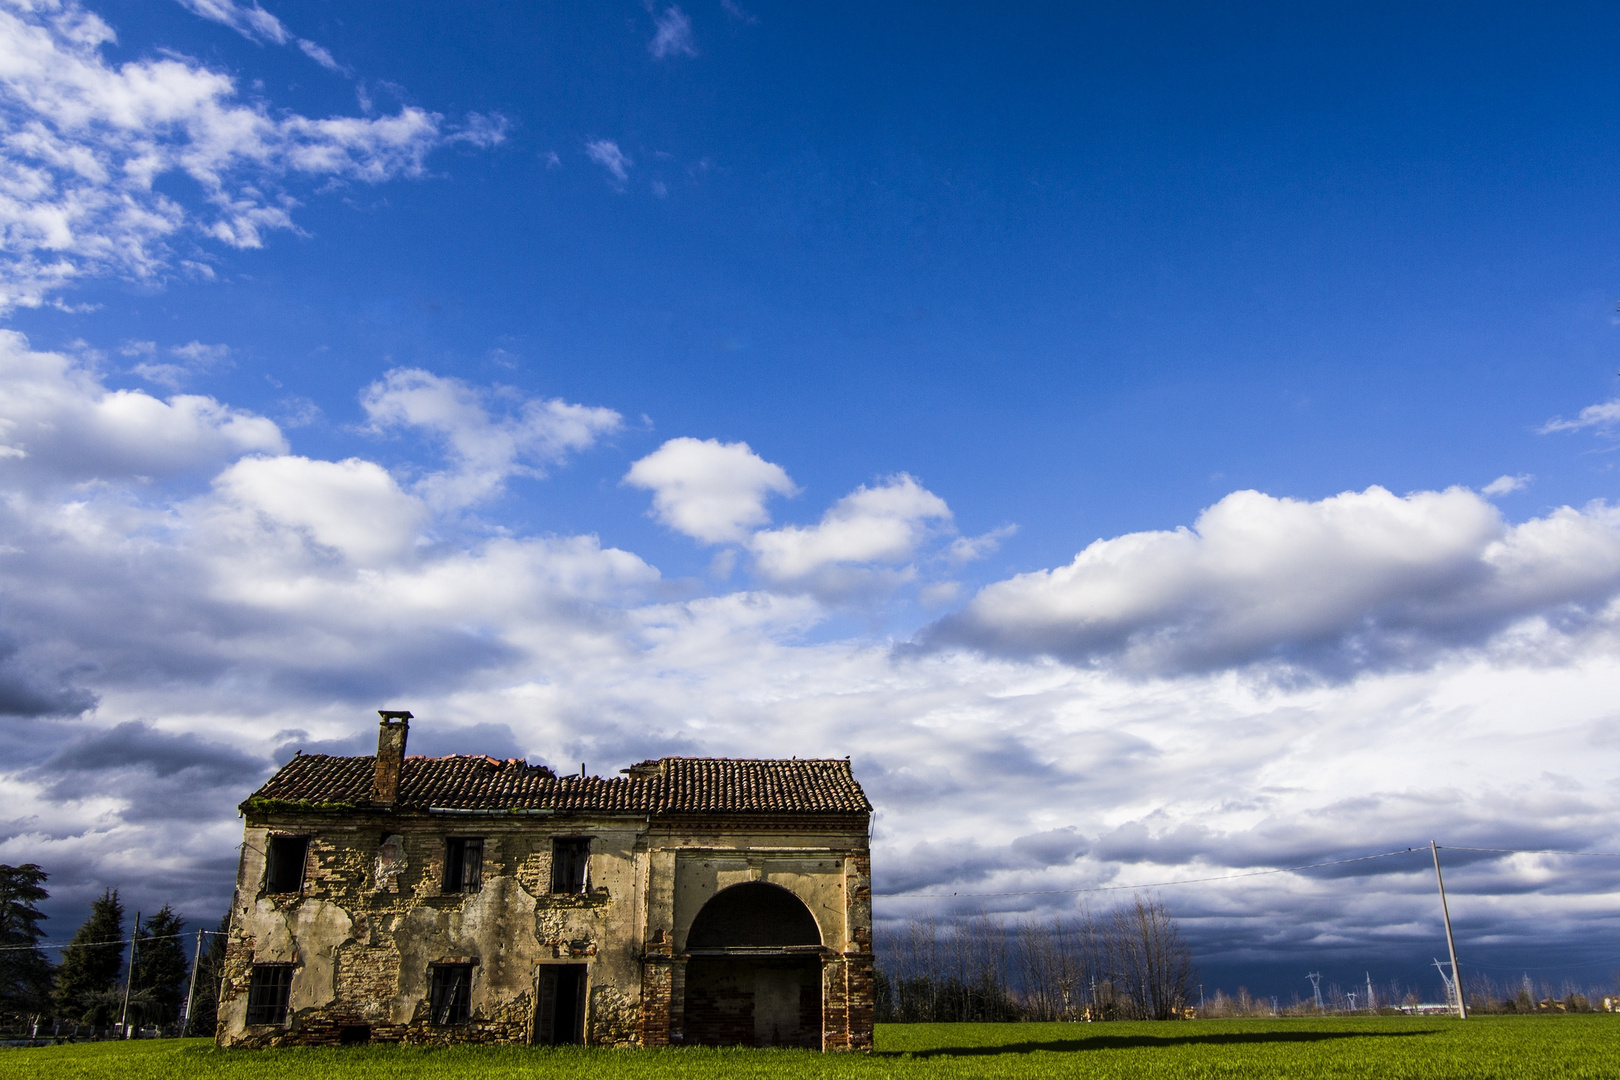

3,0,1620,998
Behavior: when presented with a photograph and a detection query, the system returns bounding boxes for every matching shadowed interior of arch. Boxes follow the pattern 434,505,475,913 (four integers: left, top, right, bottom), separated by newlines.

684,882,825,1048
687,881,823,949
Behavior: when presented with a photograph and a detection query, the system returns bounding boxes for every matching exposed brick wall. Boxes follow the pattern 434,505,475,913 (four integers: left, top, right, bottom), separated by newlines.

638,935,674,1046
821,957,849,1051
845,955,874,1051
840,847,875,1052
685,957,820,1049
684,961,756,1047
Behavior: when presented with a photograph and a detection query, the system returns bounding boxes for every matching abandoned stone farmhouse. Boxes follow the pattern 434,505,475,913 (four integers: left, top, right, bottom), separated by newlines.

218,712,873,1050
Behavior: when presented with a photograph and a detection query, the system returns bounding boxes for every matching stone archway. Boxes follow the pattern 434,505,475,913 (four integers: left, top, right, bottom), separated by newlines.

683,883,824,1048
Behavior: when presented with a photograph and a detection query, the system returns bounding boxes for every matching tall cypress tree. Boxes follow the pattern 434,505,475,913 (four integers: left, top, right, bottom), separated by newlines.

0,864,53,1028
133,905,188,1029
54,889,125,1033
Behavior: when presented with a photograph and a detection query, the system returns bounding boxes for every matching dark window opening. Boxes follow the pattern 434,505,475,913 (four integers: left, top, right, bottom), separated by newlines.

430,964,473,1025
443,837,483,894
338,1025,371,1046
533,965,587,1045
550,838,590,894
245,964,294,1025
265,836,309,894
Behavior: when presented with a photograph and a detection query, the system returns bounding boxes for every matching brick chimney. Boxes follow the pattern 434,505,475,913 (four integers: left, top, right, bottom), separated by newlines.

373,710,411,805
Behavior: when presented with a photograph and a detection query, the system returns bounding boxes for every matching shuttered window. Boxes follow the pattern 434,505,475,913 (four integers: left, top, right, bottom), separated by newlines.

443,838,483,894
550,838,590,894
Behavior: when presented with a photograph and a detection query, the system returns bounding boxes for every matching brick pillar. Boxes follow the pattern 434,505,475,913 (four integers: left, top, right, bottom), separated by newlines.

841,847,874,1052
821,956,850,1051
638,931,674,1047
846,953,874,1052
669,959,687,1045
638,961,672,1046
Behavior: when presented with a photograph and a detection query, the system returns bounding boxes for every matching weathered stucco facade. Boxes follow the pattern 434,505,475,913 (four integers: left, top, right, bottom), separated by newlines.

218,713,873,1050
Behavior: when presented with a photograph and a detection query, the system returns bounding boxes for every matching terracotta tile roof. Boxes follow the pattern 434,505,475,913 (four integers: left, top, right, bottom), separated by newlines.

245,754,871,815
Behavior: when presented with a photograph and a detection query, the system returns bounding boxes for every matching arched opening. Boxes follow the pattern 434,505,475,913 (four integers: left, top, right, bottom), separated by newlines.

687,882,822,950
684,883,824,1048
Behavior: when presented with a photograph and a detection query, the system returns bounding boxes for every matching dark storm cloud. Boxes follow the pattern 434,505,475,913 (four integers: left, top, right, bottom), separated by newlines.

0,635,96,717
274,720,528,762
38,720,270,819
877,827,1091,895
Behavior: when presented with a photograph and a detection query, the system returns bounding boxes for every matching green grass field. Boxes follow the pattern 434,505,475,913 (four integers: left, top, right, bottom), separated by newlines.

6,1018,1617,1080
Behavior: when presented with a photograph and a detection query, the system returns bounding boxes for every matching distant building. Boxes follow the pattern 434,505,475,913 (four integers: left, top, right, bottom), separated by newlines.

217,711,873,1050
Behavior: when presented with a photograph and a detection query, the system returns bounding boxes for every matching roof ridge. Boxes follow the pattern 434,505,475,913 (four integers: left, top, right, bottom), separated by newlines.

247,753,870,814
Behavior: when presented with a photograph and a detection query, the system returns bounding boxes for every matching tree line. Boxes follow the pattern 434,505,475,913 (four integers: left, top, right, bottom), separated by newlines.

875,893,1198,1022
0,864,228,1039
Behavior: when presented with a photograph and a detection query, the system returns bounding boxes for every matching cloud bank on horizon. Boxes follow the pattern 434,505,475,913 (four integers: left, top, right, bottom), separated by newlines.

0,0,1616,984
4,318,1619,970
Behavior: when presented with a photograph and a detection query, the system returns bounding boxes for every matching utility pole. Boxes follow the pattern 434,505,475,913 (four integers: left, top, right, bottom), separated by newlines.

1430,842,1467,1019
119,912,140,1039
1307,972,1323,1012
182,929,205,1036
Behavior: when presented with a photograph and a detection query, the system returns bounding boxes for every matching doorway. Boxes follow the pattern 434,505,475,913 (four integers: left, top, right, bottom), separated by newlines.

534,964,587,1045
683,882,825,1047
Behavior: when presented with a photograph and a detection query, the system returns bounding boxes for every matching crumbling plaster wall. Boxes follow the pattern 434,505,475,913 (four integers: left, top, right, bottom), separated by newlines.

220,813,872,1050
219,815,649,1047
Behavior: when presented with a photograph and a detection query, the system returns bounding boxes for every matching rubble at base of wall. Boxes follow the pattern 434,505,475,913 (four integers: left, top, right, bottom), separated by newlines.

222,1014,532,1048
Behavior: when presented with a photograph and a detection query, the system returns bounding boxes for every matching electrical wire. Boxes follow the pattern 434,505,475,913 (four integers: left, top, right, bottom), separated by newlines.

0,929,225,952
1438,845,1620,857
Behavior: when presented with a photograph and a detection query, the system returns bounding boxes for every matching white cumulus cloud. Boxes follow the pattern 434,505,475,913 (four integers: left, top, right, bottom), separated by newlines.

923,484,1620,679
214,455,427,564
361,368,622,511
750,473,952,586
0,329,283,480
624,437,797,544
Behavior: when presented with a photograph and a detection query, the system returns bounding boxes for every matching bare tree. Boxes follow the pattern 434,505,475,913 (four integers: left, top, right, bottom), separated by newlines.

1106,893,1197,1020
875,892,1196,1023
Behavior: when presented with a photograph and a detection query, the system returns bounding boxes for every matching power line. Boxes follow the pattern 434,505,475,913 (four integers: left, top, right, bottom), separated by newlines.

1438,846,1620,857
0,929,225,953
